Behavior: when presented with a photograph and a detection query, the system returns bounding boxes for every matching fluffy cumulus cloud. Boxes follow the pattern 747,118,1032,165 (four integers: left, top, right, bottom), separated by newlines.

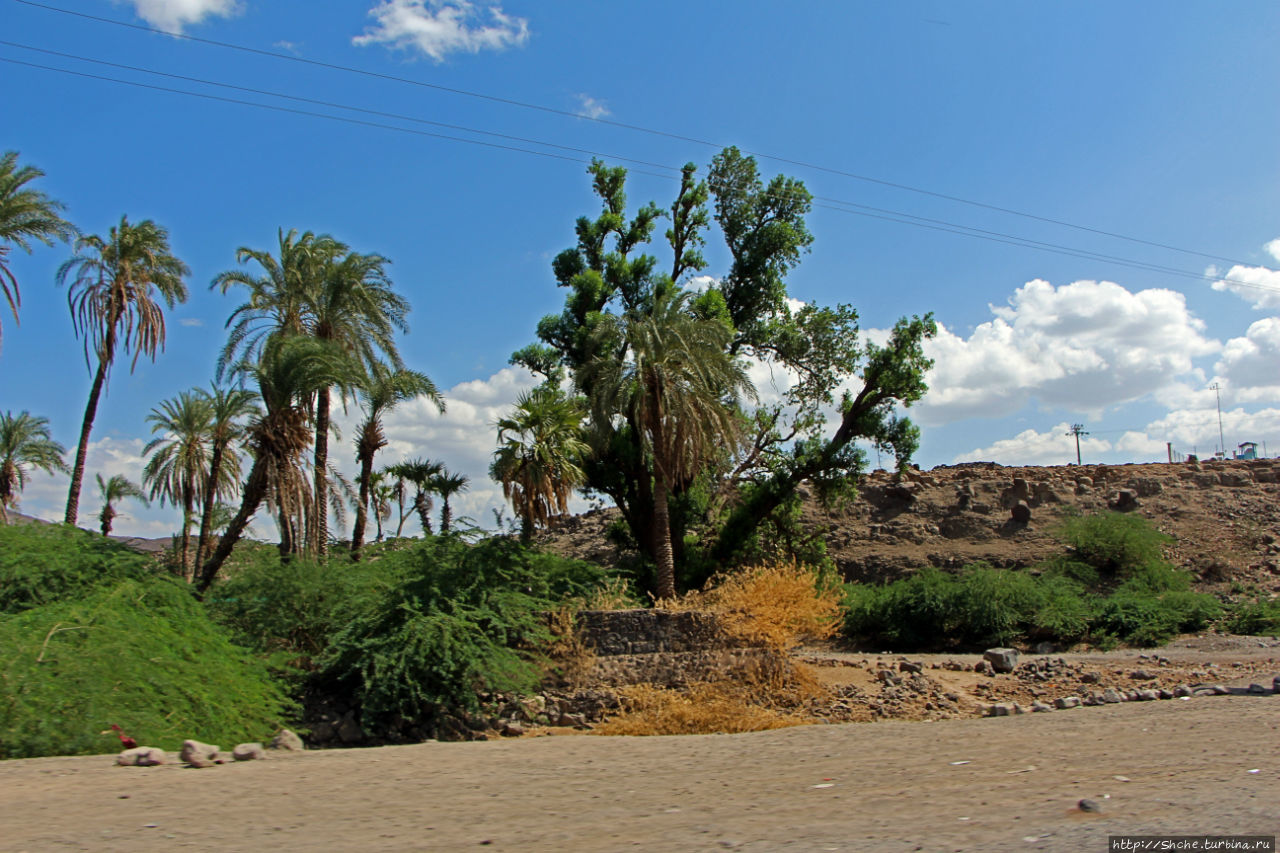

1210,238,1280,311
574,94,609,119
353,0,530,63
1215,317,1280,403
120,0,241,32
957,423,1114,467
1136,406,1280,458
915,279,1219,426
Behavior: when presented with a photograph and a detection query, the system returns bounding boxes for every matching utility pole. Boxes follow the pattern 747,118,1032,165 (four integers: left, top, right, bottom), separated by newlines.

1067,423,1088,465
1210,382,1225,458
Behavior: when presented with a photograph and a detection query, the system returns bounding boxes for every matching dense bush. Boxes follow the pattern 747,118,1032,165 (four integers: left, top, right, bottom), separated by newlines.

0,523,157,615
1220,597,1280,636
0,576,294,759
843,513,1221,650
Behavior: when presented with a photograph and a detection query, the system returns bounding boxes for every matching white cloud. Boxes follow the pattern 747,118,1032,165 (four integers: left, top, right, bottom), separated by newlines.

915,279,1219,425
957,423,1113,467
1215,316,1280,403
574,93,609,119
353,0,530,63
1210,238,1280,310
119,0,241,32
1137,406,1280,457
179,318,204,327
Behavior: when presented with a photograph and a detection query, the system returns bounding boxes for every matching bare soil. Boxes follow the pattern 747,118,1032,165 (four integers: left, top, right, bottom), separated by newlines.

3,640,1276,853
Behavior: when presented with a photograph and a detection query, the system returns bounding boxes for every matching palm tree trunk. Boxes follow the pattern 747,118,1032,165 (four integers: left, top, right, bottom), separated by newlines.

65,357,109,526
100,504,115,537
441,499,452,534
652,477,677,600
180,487,195,582
197,456,269,595
414,491,432,535
312,386,330,559
351,450,373,561
194,442,225,569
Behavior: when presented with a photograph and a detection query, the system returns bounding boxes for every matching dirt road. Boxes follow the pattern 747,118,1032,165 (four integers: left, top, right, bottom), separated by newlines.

2,693,1276,852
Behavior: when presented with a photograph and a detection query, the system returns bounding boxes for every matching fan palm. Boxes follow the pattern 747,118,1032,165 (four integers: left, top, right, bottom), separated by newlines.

142,390,213,578
95,473,147,537
192,385,259,569
384,457,443,537
197,334,362,594
580,288,754,599
350,364,442,559
490,384,589,543
57,216,190,526
430,470,469,533
0,151,76,347
0,410,67,523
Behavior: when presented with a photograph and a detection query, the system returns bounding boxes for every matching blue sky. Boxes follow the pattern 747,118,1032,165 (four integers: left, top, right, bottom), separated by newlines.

3,0,1279,538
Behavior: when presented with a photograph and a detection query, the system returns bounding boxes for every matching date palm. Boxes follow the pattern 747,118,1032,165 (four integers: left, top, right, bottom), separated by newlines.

490,384,588,543
350,364,442,559
192,385,259,569
580,288,754,599
57,216,189,527
95,473,147,537
430,469,469,533
369,471,395,542
142,390,213,578
197,334,361,594
0,410,67,523
0,151,76,347
384,457,443,537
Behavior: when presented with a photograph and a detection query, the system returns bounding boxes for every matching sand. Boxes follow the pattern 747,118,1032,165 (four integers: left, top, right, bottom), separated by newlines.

2,694,1277,852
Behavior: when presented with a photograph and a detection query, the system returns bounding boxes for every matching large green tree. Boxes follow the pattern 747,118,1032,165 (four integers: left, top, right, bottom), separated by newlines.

490,384,588,543
350,365,442,559
0,151,76,347
0,410,67,523
57,216,190,527
516,151,936,590
142,390,213,578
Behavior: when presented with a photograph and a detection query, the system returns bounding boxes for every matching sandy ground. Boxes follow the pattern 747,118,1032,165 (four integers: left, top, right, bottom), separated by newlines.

2,692,1277,853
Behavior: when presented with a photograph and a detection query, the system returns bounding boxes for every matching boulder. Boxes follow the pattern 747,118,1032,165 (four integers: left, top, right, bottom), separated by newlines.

983,648,1019,673
1101,688,1124,703
1054,696,1081,709
116,747,166,767
1030,701,1054,713
1110,489,1140,511
232,743,266,761
1010,501,1032,523
269,729,305,751
180,739,220,768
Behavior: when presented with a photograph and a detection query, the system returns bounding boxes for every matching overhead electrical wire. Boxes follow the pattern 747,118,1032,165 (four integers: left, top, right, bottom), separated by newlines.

4,48,1279,298
11,0,1277,275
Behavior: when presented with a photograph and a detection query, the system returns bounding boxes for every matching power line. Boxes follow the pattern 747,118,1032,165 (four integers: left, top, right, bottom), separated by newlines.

11,0,1278,275
5,50,1280,298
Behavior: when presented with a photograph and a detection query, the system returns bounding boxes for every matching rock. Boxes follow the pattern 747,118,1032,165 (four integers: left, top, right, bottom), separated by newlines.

1083,692,1103,706
1031,701,1054,712
985,703,1015,717
269,729,305,751
1129,670,1157,681
180,739,219,767
1274,675,1280,693
1078,798,1102,813
1136,690,1160,701
1158,689,1174,700
1054,696,1081,709
983,648,1019,673
1247,683,1270,695
1174,684,1194,698
898,660,923,674
337,715,364,744
501,721,526,737
1101,688,1124,703
116,747,166,767
974,659,994,675
1010,500,1032,523
1080,672,1101,684
1110,489,1140,511
232,743,266,761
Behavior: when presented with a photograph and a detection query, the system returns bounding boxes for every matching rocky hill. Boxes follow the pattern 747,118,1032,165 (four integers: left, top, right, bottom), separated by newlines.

539,458,1280,594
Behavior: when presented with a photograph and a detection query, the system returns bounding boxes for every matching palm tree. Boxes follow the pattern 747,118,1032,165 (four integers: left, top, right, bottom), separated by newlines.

350,365,442,559
369,471,395,542
95,473,147,537
57,216,189,527
579,289,754,599
490,384,589,544
383,463,412,539
196,334,361,594
430,470,469,533
192,385,259,569
142,390,213,578
0,151,77,347
384,457,443,537
0,410,67,523
306,249,409,558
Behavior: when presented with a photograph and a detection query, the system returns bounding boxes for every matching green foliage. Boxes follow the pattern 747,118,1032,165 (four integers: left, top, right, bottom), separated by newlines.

318,536,612,733
0,576,293,759
843,513,1222,650
0,522,155,615
1220,598,1280,635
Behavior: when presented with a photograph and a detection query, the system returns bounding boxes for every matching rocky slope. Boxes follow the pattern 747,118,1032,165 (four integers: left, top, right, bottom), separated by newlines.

539,458,1280,593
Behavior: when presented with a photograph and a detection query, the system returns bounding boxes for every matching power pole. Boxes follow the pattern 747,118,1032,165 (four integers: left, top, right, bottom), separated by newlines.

1210,382,1225,458
1067,423,1088,465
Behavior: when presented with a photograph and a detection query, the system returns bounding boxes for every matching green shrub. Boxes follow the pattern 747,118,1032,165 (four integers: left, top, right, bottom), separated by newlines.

0,576,294,759
315,536,613,734
0,523,157,615
1221,598,1280,635
1056,512,1172,578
